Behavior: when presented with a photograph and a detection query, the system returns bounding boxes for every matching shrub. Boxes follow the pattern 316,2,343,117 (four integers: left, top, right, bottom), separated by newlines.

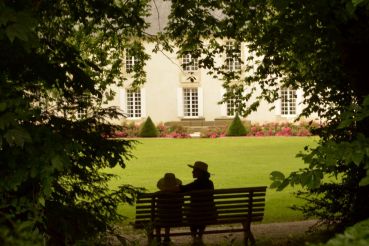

123,122,141,137
311,218,369,246
139,117,158,137
162,124,190,138
200,127,226,138
226,114,247,136
156,123,167,137
111,122,140,138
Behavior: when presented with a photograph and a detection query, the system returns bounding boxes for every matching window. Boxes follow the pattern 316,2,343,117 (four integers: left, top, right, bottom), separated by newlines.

77,108,87,119
77,96,88,119
126,89,142,118
183,88,198,117
224,87,244,116
125,53,138,73
182,53,198,72
224,41,241,71
281,88,297,115
227,98,239,116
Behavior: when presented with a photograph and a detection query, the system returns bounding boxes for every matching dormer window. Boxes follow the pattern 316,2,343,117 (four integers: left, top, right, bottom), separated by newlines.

224,41,241,71
182,53,199,72
125,52,138,73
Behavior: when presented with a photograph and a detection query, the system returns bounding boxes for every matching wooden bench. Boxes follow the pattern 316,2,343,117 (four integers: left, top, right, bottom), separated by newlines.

134,186,267,246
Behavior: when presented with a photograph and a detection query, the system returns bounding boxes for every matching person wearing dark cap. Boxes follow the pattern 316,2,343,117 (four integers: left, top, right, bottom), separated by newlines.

181,161,217,245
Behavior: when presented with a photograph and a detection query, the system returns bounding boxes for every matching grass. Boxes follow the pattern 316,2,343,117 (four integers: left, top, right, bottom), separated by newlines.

108,137,319,224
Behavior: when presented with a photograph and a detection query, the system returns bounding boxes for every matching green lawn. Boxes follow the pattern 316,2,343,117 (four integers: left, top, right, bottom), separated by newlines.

108,137,318,224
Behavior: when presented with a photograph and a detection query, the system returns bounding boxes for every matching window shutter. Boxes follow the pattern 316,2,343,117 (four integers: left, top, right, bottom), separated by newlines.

274,90,281,115
220,87,227,117
198,87,203,117
119,89,127,114
295,89,303,115
177,88,184,117
140,88,146,117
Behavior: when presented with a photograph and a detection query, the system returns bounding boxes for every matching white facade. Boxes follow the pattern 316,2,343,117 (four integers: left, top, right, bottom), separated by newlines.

108,41,314,125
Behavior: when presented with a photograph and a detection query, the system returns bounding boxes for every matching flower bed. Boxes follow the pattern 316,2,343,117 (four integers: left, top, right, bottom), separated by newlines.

111,121,318,138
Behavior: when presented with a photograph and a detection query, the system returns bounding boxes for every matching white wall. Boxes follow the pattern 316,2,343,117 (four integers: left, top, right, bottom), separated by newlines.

108,41,317,125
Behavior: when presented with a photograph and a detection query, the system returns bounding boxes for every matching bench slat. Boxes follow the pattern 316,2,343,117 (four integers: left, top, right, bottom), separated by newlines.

134,186,267,243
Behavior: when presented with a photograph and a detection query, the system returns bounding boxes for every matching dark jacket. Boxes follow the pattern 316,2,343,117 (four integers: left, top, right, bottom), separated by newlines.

180,178,214,192
180,178,217,225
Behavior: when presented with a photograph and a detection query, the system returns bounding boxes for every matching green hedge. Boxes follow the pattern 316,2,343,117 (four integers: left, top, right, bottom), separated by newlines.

226,114,247,136
139,116,158,137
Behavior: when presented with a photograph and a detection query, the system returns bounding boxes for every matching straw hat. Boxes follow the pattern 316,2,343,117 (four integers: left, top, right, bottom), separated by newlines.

157,173,182,191
188,161,209,174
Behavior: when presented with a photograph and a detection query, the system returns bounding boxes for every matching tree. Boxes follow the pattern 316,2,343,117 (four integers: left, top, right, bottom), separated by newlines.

3,0,369,243
161,0,369,228
0,0,149,245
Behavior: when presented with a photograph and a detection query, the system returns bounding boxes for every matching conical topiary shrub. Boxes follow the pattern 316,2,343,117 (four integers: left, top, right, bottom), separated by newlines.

226,114,247,136
139,116,158,137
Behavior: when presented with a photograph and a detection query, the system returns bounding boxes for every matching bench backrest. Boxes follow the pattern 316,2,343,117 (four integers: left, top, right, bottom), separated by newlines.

135,186,267,228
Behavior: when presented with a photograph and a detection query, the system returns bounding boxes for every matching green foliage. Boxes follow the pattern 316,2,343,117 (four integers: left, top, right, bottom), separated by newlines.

139,116,158,137
0,0,149,245
271,96,369,226
226,114,247,136
310,218,369,246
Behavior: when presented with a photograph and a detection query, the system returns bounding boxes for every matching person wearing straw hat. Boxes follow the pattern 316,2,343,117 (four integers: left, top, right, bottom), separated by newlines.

180,161,217,245
155,173,183,245
157,172,182,192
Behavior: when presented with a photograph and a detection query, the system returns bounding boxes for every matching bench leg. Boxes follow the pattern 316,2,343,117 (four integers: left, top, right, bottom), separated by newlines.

144,225,154,245
147,231,154,245
242,222,256,246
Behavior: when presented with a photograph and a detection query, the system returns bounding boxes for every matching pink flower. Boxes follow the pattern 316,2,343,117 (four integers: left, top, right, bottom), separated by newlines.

255,131,264,136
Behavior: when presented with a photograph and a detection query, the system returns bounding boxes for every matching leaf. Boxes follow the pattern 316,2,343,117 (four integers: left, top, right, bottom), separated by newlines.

38,196,45,207
359,176,369,186
6,23,29,42
352,0,369,7
359,168,369,187
346,1,355,16
0,112,15,130
338,119,352,129
0,102,6,112
276,179,290,191
4,128,31,147
352,151,364,166
270,181,281,189
51,155,65,171
270,171,285,181
305,171,322,189
363,95,369,106
0,6,16,26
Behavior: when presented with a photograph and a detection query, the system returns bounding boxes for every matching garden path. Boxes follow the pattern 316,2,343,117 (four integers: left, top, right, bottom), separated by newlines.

121,220,329,245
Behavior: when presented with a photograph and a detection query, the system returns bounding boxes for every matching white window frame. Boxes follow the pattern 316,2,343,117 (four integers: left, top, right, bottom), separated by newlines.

77,108,87,119
125,89,143,119
280,87,297,116
226,97,240,117
220,87,245,117
177,87,203,118
125,53,138,73
181,53,199,72
224,41,241,72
